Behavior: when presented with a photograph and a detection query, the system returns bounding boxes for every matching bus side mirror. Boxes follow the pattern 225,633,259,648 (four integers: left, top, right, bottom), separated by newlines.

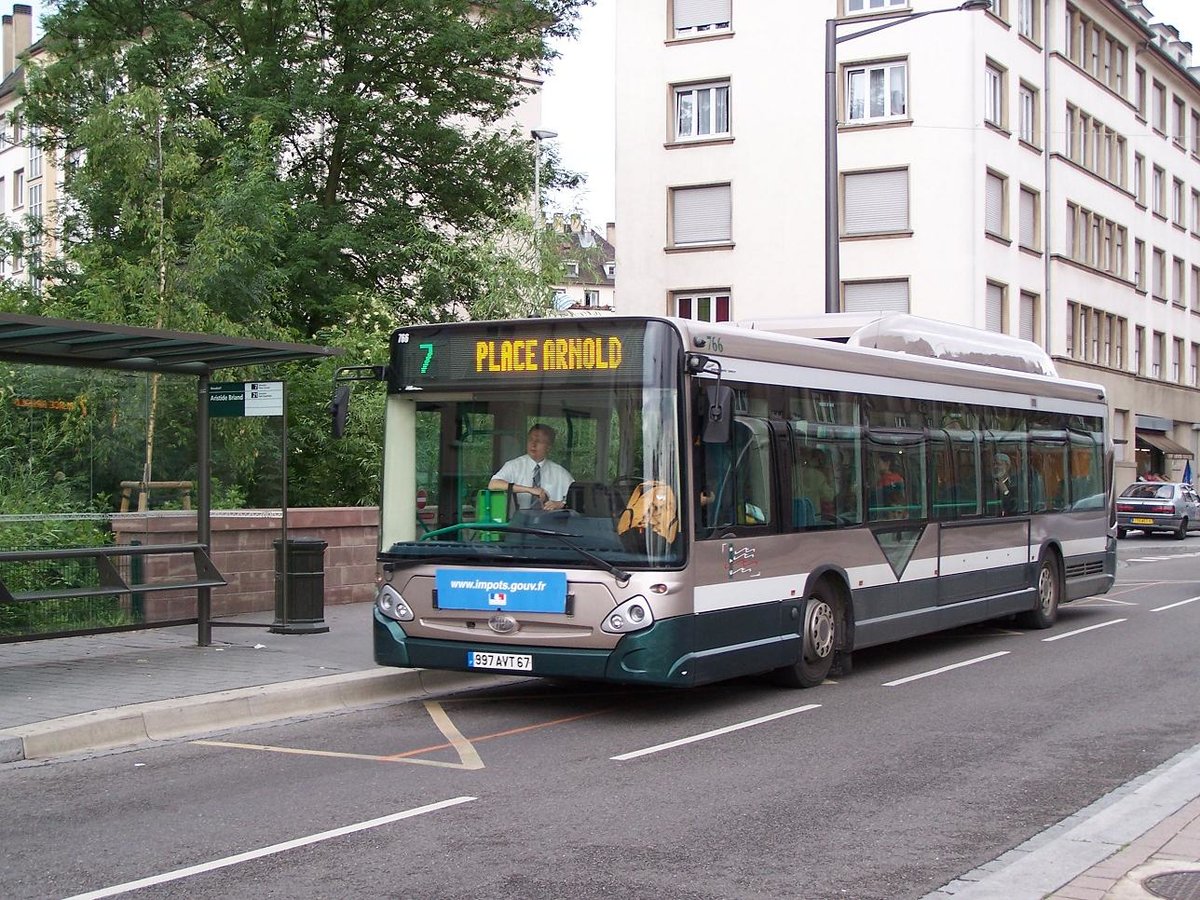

701,385,733,444
331,385,351,438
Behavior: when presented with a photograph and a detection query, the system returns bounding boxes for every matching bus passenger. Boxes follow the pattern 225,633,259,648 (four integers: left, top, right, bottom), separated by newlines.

488,424,574,510
873,453,905,518
795,447,835,522
993,453,1017,516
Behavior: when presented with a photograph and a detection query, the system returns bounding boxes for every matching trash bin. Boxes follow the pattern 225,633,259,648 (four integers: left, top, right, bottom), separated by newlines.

271,538,330,634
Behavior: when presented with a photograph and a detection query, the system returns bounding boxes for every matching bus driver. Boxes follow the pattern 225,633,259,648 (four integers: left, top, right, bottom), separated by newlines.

488,424,574,511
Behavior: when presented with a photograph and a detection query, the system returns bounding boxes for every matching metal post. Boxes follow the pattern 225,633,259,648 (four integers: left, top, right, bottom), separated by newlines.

197,371,212,646
825,18,840,315
280,382,289,630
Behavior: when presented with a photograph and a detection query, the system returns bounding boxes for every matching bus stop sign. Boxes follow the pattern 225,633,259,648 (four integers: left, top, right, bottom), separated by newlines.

208,382,284,418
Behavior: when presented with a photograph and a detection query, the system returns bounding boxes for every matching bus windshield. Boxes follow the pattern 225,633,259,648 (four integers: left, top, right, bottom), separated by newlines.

380,319,685,569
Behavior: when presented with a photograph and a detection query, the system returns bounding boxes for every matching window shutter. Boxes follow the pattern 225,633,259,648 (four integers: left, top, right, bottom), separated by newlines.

1019,188,1036,247
673,184,732,245
986,173,1004,235
843,280,909,313
986,283,1004,333
1019,293,1036,341
674,0,730,30
844,169,909,234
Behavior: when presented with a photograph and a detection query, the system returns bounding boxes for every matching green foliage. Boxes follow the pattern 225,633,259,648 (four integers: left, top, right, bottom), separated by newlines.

9,0,589,511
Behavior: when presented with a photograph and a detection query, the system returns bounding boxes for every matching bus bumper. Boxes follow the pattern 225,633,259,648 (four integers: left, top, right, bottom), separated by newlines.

373,608,696,686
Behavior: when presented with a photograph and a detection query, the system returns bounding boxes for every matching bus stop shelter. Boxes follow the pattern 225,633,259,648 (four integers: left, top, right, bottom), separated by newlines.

0,312,341,645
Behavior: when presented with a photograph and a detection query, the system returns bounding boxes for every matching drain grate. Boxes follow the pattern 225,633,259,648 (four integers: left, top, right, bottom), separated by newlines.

1145,871,1200,900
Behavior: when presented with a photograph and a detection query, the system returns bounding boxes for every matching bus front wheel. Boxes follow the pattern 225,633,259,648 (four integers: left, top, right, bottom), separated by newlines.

774,582,839,688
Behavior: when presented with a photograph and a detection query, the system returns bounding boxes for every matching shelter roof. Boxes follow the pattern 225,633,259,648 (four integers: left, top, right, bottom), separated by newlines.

0,313,340,375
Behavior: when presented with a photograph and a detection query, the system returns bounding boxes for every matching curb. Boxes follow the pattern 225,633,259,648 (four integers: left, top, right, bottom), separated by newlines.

0,668,522,763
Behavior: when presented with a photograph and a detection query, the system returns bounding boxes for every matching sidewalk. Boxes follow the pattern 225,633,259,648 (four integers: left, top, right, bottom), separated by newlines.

0,600,501,763
1,606,1198,899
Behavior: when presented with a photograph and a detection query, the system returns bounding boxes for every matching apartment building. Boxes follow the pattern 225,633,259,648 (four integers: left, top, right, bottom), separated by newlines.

550,215,617,312
0,4,50,287
614,0,1200,484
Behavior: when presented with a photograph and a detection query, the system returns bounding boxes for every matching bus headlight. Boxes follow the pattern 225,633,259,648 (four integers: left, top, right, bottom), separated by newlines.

601,596,654,634
376,584,414,622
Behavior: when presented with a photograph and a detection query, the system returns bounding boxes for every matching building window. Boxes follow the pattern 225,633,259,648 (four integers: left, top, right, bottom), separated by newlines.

27,125,41,181
27,183,41,222
843,279,909,314
670,183,732,247
1019,186,1038,250
12,170,23,209
1191,343,1200,387
1135,326,1145,375
1173,178,1185,227
1152,247,1166,299
1193,110,1200,155
1192,265,1200,313
984,62,1005,129
1192,189,1200,235
843,168,908,235
604,262,615,278
1068,206,1126,277
985,171,1006,238
674,290,731,322
1153,80,1167,133
1019,291,1038,342
1134,239,1145,290
1152,166,1165,217
1018,83,1038,145
985,281,1005,333
1174,96,1187,147
672,0,731,37
674,80,730,140
1152,331,1164,379
1174,256,1186,307
1173,338,1184,383
845,61,907,123
584,289,600,307
1018,0,1038,42
1135,65,1146,116
564,261,579,277
847,0,909,12
1134,153,1145,205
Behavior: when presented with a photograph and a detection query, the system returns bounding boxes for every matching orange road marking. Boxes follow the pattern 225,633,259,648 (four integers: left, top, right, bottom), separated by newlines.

384,707,612,760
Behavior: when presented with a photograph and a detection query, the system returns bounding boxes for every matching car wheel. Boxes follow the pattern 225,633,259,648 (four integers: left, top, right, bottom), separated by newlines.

1117,527,1127,539
1176,517,1189,541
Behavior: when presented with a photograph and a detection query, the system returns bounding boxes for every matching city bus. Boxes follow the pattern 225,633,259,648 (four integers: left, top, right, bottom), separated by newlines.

359,315,1115,688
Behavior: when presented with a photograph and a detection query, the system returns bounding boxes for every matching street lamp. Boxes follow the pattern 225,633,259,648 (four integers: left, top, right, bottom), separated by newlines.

824,0,991,314
531,128,558,223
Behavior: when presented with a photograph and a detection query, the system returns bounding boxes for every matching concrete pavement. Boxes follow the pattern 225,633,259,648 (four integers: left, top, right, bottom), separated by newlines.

1,601,1198,898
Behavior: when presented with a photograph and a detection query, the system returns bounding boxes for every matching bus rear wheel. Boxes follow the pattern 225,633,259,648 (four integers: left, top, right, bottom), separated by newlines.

774,583,839,688
1017,552,1061,629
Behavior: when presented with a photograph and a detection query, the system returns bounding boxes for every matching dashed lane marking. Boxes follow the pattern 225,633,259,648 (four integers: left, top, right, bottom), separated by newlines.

1041,618,1127,642
882,651,1010,688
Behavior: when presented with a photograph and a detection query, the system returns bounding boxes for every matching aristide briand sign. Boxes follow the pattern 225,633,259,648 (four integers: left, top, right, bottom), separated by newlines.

208,382,284,418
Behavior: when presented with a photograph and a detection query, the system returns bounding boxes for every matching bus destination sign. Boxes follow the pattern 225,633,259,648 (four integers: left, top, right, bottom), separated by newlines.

393,322,651,388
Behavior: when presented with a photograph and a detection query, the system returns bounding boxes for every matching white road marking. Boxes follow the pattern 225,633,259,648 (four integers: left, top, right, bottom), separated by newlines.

611,704,821,761
882,651,1010,687
62,797,477,899
1151,595,1200,612
1041,619,1127,642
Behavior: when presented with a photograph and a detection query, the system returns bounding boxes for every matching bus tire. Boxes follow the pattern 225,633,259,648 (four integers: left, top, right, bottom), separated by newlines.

774,581,839,688
1117,527,1127,539
1017,551,1061,629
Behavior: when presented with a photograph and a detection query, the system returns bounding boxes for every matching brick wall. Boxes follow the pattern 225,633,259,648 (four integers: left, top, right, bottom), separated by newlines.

111,508,379,619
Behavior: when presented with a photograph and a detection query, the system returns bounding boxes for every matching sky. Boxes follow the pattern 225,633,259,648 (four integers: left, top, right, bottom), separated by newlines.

539,0,1200,231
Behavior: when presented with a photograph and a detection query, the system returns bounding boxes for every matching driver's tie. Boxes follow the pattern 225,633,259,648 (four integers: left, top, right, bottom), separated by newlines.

531,464,542,509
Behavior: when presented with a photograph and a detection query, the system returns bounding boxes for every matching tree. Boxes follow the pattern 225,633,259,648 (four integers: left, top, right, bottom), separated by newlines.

23,0,589,337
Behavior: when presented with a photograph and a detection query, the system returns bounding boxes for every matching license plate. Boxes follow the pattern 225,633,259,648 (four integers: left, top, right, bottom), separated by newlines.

467,652,533,672
1132,517,1155,525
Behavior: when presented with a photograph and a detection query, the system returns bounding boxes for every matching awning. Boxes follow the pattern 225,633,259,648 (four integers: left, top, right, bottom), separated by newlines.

1135,430,1194,458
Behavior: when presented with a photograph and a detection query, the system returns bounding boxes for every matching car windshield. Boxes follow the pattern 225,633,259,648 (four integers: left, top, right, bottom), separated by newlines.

1120,484,1176,500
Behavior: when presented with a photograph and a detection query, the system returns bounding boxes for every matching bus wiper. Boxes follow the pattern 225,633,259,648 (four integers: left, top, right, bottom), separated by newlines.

418,523,631,586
